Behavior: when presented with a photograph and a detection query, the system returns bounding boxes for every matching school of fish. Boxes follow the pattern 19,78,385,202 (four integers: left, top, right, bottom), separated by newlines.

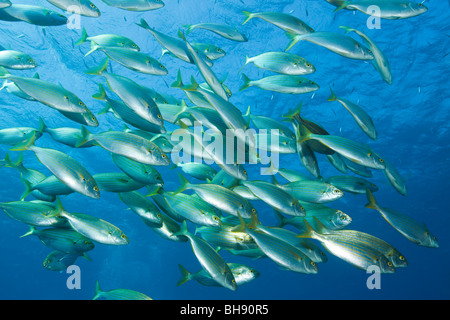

0,0,436,300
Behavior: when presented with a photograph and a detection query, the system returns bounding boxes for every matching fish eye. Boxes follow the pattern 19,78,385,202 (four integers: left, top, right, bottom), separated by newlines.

379,158,384,163
159,64,165,69
388,261,393,267
340,215,346,220
64,96,69,100
213,216,219,221
121,234,126,238
157,114,162,119
232,279,236,284
333,189,340,193
306,63,311,67
251,208,256,214
90,3,96,8
161,154,167,158
243,169,247,175
311,261,315,267
84,240,90,244
28,59,34,63
93,186,99,192
92,116,96,120
399,255,405,261
78,101,85,106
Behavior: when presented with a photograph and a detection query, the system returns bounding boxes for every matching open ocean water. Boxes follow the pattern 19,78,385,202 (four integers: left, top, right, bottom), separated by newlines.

0,0,449,302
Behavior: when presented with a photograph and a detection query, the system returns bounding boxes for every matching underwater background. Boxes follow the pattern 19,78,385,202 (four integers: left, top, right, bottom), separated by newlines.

0,0,449,300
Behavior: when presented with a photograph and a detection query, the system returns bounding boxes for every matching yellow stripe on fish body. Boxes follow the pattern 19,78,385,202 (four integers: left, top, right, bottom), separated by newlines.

184,23,248,42
85,58,164,127
242,11,314,35
85,130,170,166
0,50,36,70
174,220,237,291
60,211,129,245
101,0,164,12
243,51,315,75
46,0,100,18
10,132,100,199
87,45,168,75
76,28,140,50
93,172,146,193
175,173,256,219
21,225,95,254
0,4,68,26
365,190,438,248
242,180,305,216
0,71,89,114
285,31,374,61
240,74,319,94
118,191,163,228
112,153,163,186
0,200,66,227
93,281,152,300
298,219,396,273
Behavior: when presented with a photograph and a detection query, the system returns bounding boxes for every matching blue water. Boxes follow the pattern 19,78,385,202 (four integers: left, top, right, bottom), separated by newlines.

0,0,449,300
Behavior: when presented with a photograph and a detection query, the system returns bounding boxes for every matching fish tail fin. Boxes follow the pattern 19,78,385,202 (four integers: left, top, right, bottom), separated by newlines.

339,25,354,34
241,11,254,25
273,210,287,228
182,24,194,35
92,83,108,101
285,32,303,51
296,219,317,239
264,161,279,176
75,27,88,45
231,211,247,233
47,197,65,217
20,225,36,238
327,86,338,102
365,188,378,210
93,281,102,300
0,79,10,91
0,66,11,79
171,69,184,89
160,48,169,61
177,29,187,41
174,173,191,194
283,102,302,121
144,184,161,197
248,212,259,229
97,102,112,116
173,220,189,237
181,76,199,92
238,55,250,73
36,118,46,137
81,252,92,262
334,2,349,13
239,73,252,91
85,57,109,75
177,264,192,286
312,216,329,234
19,178,32,201
75,126,92,148
10,131,36,151
5,151,23,169
136,18,151,31
84,41,100,57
